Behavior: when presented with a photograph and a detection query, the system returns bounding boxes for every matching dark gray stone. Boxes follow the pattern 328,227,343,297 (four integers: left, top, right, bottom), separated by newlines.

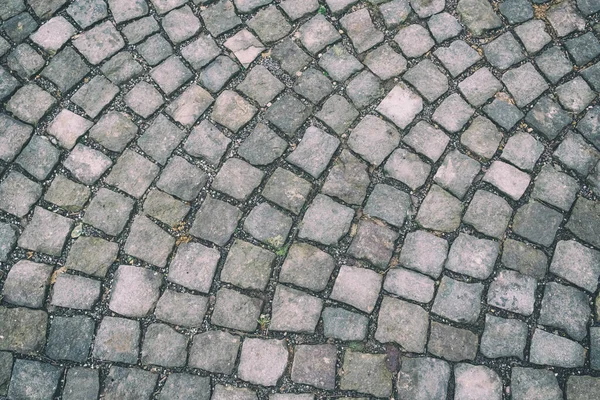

346,70,382,109
0,223,17,262
121,15,159,44
247,6,291,44
293,68,333,104
499,0,533,23
67,0,108,29
190,196,241,246
513,202,562,247
7,360,62,400
322,150,370,204
238,65,285,106
143,188,190,227
3,12,38,43
238,123,286,166
535,46,573,84
0,171,42,217
463,190,512,239
502,63,549,107
102,367,157,400
46,315,94,362
565,32,600,65
397,357,450,400
538,282,590,340
500,131,543,171
532,165,579,211
363,44,407,80
403,121,450,163
459,68,503,107
150,56,193,95
340,8,383,54
6,84,56,125
487,269,537,315
550,239,600,292
7,44,44,79
42,47,90,92
156,156,207,201
100,52,144,85
364,184,411,228
189,330,240,374
456,0,502,36
404,59,449,103
89,111,138,153
483,97,524,131
141,323,188,367
62,368,99,400
399,230,448,278
428,12,463,42
433,276,484,323
502,239,548,279
515,20,551,54
44,175,90,212
511,367,562,400
272,38,311,75
0,307,47,353
298,14,341,54
161,5,199,44
322,307,368,341
480,314,528,359
199,56,240,93
159,374,210,400
428,322,478,362
137,34,173,65
432,93,474,133
529,329,585,367
105,150,160,198
292,345,337,389
340,351,393,398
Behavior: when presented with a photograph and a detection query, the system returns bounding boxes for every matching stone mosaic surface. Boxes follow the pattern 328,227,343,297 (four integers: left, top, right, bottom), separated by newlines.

1,0,600,398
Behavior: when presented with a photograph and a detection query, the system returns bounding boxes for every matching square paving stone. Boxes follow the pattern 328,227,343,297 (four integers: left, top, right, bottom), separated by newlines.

346,70,382,109
577,106,600,149
459,68,503,107
63,144,112,185
141,323,187,367
143,188,190,227
432,276,484,324
18,207,73,256
363,43,407,81
150,56,193,95
0,114,32,162
291,344,336,389
279,242,335,292
0,171,41,217
432,93,475,133
46,315,94,362
376,83,423,129
428,11,462,42
340,351,393,398
270,285,323,333
483,32,526,70
65,236,118,277
322,150,370,204
189,330,240,374
15,135,59,180
161,5,199,44
280,0,318,19
463,190,512,239
535,46,573,84
375,296,429,353
107,0,148,23
513,201,562,247
181,34,220,71
399,230,448,278
298,194,354,246
340,8,383,54
238,65,285,107
550,239,600,292
456,0,502,36
348,220,398,269
93,316,140,363
2,260,52,308
62,367,99,400
7,360,62,400
446,233,499,279
212,158,264,201
298,14,341,54
156,156,207,201
403,59,449,103
211,287,263,332
565,32,600,65
102,367,157,399
124,81,164,119
500,131,543,171
199,56,240,93
515,20,551,54
434,40,481,77
525,96,572,140
155,289,207,327
330,265,382,313
265,94,313,136
532,165,579,211
211,90,257,133
402,121,449,163
47,109,93,150
364,184,410,228
262,168,311,214
454,364,502,400
6,84,56,125
247,6,291,44
73,21,124,64
121,15,159,45
68,0,108,29
224,29,265,67
7,44,45,79
556,77,596,113
428,321,478,362
3,12,38,43
271,38,311,75
529,329,585,367
326,0,358,13
502,63,549,107
482,160,531,201
83,188,134,236
201,0,241,36
51,273,101,310
582,61,600,90
434,150,481,199
397,357,450,400
221,239,275,291
190,196,241,246
244,203,292,248
538,281,590,340
511,367,563,400
0,307,47,353
286,126,339,178
293,68,333,104
167,242,220,292
101,52,144,86
487,269,537,315
137,34,173,66
185,120,231,166
0,223,17,262
461,116,503,160
592,329,600,370
0,67,18,101
322,306,368,341
44,175,90,212
483,97,524,131
138,115,185,165
554,131,600,176
238,338,288,386
480,314,528,359
394,24,434,58
109,265,163,317
106,150,160,198
89,111,138,153
318,44,363,82
416,185,463,233
159,374,210,400
499,0,533,23
124,215,175,267
501,238,548,279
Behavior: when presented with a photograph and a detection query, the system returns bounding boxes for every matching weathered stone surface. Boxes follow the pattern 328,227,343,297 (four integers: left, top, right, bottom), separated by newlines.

109,265,162,317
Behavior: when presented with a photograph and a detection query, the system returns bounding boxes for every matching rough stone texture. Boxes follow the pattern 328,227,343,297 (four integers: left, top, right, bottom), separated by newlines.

330,265,382,313
340,351,393,398
375,296,429,352
238,338,288,386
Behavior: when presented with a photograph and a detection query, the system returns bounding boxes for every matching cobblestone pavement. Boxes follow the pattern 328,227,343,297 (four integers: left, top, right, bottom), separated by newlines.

1,0,600,399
